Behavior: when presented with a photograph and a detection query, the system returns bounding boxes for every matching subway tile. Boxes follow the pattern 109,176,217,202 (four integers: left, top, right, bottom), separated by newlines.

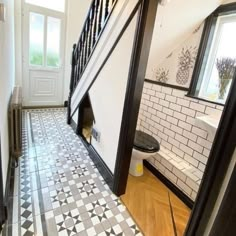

193,151,208,164
191,191,197,201
148,107,156,116
171,124,183,135
193,170,203,179
156,111,167,120
161,86,172,95
153,103,163,112
191,127,208,139
160,119,171,129
151,115,160,124
173,111,186,122
161,140,172,151
163,107,174,116
144,100,154,107
205,107,222,116
175,134,188,145
173,167,187,182
178,120,192,131
181,106,196,117
164,128,175,138
146,118,155,127
203,148,210,157
143,111,151,119
188,140,204,153
167,115,178,125
140,104,148,111
154,123,164,132
150,96,159,104
198,162,206,172
172,146,184,158
159,99,170,108
186,177,199,192
165,94,177,103
199,100,216,108
159,131,168,141
155,91,165,99
146,89,155,96
177,179,192,195
197,137,212,150
172,89,187,97
152,84,162,92
180,143,193,156
168,137,180,148
161,158,173,171
183,130,197,142
144,82,152,89
183,154,199,167
183,170,199,181
165,169,177,183
142,94,150,100
186,116,196,126
177,98,190,107
170,103,181,112
190,102,206,113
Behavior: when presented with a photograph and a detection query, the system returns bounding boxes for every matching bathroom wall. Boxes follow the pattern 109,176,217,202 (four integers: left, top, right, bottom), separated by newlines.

137,83,223,177
137,12,224,199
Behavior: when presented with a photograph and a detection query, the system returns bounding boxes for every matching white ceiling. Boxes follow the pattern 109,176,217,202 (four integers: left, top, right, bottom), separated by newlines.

146,0,235,79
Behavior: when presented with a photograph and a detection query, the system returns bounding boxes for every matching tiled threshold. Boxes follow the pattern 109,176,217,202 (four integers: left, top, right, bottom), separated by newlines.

3,109,142,236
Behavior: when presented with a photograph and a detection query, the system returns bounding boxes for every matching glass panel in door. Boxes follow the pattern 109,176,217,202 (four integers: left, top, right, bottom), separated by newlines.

46,17,61,67
29,12,44,66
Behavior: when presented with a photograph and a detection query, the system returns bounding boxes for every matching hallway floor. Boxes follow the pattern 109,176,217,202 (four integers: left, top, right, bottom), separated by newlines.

5,109,142,236
121,168,191,236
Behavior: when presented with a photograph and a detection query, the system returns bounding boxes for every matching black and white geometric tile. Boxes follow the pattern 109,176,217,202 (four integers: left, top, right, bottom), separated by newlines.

4,109,143,236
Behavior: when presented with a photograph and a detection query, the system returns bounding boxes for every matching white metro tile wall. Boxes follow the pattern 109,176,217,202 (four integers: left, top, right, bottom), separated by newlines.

137,82,223,199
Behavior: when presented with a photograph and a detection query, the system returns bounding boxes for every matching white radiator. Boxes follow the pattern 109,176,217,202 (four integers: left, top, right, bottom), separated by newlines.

9,86,22,158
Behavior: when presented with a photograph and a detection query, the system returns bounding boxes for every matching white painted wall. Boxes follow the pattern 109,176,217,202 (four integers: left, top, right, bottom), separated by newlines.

90,13,138,173
63,0,92,101
0,0,15,192
146,0,228,79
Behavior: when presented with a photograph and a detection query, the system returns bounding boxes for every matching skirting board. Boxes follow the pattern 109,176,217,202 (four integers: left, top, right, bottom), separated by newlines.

144,160,194,209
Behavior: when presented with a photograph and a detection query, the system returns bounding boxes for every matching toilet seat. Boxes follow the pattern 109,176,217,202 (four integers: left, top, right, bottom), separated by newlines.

133,130,160,153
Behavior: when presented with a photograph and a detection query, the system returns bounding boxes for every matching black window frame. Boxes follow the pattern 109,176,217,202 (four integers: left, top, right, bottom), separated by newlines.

187,3,236,106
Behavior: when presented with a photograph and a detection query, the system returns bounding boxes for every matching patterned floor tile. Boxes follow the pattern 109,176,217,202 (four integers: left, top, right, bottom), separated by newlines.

4,109,143,236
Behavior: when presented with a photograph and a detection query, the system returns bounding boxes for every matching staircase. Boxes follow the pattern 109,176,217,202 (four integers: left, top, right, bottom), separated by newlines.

67,0,117,124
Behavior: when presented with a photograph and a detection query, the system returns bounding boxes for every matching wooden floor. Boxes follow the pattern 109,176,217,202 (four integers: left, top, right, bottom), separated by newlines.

121,167,191,236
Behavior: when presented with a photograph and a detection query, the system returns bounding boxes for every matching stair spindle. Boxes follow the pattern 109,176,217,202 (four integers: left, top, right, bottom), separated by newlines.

104,0,110,20
98,0,104,34
93,0,100,46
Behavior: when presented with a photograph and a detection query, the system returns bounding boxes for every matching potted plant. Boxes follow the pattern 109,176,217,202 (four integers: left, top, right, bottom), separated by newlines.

216,57,236,100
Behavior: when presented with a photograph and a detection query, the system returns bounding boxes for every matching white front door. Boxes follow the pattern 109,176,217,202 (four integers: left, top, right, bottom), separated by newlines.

22,2,66,106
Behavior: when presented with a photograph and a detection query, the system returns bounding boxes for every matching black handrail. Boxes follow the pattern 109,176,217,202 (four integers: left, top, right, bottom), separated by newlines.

67,0,117,124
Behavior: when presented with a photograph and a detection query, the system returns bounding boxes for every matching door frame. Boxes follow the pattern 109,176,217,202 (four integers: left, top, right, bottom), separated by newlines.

113,2,236,236
22,1,67,106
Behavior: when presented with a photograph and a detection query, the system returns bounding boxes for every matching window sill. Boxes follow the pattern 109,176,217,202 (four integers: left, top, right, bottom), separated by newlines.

185,94,224,106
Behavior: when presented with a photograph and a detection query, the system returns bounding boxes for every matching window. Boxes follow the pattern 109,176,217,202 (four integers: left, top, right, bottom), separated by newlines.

188,5,236,104
29,13,62,68
25,0,65,12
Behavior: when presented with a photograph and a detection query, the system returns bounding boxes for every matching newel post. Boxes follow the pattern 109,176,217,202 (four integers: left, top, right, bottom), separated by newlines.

67,44,77,125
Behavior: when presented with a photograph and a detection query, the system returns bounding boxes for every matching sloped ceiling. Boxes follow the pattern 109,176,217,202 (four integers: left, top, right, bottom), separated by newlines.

146,0,235,79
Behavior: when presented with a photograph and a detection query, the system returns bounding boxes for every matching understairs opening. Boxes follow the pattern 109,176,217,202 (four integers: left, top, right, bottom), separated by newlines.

79,94,95,143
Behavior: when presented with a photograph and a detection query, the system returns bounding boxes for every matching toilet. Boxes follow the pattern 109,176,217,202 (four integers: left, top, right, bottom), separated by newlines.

129,130,160,176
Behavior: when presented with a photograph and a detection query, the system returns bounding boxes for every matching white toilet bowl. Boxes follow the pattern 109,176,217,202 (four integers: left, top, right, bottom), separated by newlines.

129,131,160,177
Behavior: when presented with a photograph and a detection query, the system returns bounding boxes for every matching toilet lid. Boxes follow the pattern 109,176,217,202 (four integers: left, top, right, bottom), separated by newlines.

134,130,160,153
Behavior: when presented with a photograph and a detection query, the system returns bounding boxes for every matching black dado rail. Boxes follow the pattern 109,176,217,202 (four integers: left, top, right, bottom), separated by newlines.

67,0,117,124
